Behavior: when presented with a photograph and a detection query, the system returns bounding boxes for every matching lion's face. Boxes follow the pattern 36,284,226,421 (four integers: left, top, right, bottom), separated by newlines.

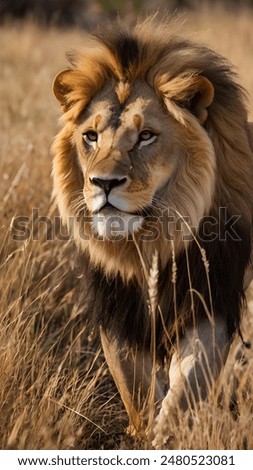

54,79,216,251
74,81,182,239
53,68,217,278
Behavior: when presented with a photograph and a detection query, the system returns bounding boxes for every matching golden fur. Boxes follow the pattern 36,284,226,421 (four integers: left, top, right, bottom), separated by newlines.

52,16,253,446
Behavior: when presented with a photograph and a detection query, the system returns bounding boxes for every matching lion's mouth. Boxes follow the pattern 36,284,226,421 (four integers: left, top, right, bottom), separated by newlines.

94,201,149,217
91,202,146,238
95,202,120,214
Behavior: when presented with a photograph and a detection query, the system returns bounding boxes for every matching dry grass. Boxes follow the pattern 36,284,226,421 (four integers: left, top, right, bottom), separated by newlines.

1,7,253,450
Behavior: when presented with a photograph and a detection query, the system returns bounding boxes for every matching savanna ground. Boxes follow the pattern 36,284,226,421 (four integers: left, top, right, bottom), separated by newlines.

1,6,253,450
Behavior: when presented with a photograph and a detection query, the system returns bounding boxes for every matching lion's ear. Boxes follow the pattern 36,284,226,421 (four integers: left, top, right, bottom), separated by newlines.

174,75,214,124
53,69,78,112
159,74,214,124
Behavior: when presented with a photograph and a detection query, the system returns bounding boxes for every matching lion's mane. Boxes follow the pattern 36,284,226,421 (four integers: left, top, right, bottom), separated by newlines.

52,16,253,358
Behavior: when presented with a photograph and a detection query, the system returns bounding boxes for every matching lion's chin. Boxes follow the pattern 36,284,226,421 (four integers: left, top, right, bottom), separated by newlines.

91,209,143,240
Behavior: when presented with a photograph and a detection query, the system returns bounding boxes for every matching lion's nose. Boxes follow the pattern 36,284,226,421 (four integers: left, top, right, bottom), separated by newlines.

90,176,127,195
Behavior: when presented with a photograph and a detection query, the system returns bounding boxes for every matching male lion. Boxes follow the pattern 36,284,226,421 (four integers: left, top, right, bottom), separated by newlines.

52,16,253,447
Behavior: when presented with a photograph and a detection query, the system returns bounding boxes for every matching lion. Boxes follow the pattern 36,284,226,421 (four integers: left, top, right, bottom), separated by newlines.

52,16,253,447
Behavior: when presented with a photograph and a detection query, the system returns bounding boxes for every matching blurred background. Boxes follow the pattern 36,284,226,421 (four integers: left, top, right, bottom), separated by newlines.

1,0,253,26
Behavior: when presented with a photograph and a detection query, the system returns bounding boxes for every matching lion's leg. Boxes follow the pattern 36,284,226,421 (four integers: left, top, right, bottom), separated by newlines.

153,317,230,448
100,328,165,434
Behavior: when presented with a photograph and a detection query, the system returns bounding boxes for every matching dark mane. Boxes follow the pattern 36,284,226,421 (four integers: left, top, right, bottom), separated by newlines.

85,209,250,358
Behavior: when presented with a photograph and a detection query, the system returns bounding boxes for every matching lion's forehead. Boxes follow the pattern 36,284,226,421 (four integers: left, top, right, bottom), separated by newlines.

83,83,164,138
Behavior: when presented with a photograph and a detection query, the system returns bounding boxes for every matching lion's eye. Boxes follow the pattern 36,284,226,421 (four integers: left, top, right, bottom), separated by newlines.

138,129,157,148
139,130,153,141
83,131,98,145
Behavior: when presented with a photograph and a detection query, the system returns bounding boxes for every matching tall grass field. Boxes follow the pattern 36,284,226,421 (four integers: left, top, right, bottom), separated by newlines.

1,7,253,449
